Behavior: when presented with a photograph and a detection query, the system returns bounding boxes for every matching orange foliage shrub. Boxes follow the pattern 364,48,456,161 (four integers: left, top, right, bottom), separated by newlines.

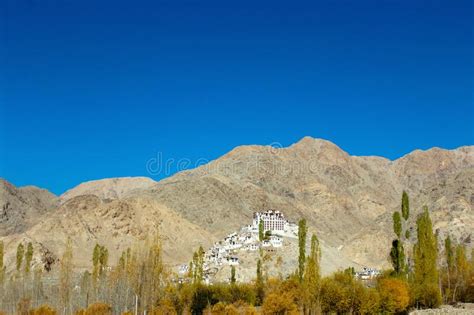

203,302,240,315
30,305,57,315
357,287,380,315
243,305,258,315
150,298,178,315
378,278,410,313
262,292,299,315
77,303,112,315
231,300,257,314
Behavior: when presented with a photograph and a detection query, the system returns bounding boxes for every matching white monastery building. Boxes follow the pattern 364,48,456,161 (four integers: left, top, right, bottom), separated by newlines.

252,210,290,232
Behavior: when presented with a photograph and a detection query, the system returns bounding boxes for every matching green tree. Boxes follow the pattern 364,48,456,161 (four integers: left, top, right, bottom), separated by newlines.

91,243,108,295
118,250,126,271
264,230,271,241
393,211,402,238
192,251,199,284
230,266,236,284
92,243,101,284
80,271,92,308
99,246,108,276
401,191,410,221
256,259,263,284
198,246,204,282
25,242,34,274
390,239,405,275
258,219,264,242
298,218,307,282
16,242,25,272
444,234,454,302
60,238,73,314
256,259,264,305
390,210,405,276
303,234,321,314
413,206,441,308
144,233,165,309
452,244,469,302
192,246,205,284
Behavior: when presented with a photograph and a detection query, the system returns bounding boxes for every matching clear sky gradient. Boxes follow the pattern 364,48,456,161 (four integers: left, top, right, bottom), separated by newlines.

1,0,473,194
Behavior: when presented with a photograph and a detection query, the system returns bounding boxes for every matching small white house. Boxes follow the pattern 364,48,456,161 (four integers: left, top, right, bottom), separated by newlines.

355,267,381,280
178,264,189,275
248,243,259,251
270,235,283,247
226,256,239,266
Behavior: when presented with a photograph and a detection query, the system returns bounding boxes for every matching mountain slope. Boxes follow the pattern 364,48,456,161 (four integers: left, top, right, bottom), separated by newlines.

60,177,156,202
1,194,217,273
141,138,473,268
0,179,58,236
0,138,472,276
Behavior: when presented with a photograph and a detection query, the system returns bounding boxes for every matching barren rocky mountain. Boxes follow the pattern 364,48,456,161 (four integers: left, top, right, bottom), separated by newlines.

141,138,473,268
1,194,216,273
60,176,156,202
0,137,472,276
0,179,58,236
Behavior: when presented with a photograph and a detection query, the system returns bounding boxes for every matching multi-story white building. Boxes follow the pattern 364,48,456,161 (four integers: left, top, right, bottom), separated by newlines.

252,210,289,232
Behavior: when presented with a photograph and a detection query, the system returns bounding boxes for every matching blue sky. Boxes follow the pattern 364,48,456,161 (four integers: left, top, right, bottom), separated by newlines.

0,0,472,194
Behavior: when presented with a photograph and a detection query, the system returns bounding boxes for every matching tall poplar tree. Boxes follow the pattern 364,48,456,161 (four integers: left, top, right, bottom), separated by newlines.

413,206,441,308
92,243,101,286
303,234,321,314
401,191,410,220
99,246,109,276
390,211,405,275
390,192,410,275
298,218,307,282
390,239,405,275
16,243,24,272
25,242,33,274
230,266,236,284
256,259,263,284
402,191,411,239
256,259,264,305
452,244,469,302
192,246,205,284
444,234,454,301
258,219,264,242
393,211,402,238
445,235,454,270
144,233,164,310
60,238,73,314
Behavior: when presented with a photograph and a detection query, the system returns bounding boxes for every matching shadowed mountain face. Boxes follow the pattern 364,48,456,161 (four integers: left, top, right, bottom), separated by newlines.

1,137,472,275
0,179,58,236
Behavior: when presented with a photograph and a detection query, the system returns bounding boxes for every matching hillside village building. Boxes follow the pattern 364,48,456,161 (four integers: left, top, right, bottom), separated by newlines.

355,267,381,280
179,209,298,283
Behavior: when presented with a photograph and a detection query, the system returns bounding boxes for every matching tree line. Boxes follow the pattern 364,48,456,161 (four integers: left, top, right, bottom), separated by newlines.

0,192,474,314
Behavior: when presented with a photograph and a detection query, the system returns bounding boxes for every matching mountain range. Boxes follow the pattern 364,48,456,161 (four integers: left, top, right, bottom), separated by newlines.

1,137,472,276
